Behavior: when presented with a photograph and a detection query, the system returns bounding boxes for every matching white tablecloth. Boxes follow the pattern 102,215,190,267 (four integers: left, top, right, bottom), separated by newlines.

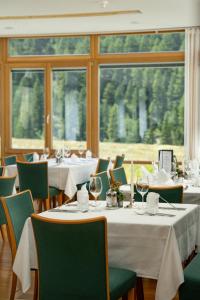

13,202,200,300
5,158,97,199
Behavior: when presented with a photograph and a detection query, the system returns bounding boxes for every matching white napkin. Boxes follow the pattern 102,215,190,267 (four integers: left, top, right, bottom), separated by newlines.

86,150,92,159
71,153,78,158
154,169,174,185
33,152,39,161
141,166,153,184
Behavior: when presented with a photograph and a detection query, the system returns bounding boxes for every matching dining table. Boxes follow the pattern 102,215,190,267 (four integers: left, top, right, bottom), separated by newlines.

13,201,200,300
5,157,98,199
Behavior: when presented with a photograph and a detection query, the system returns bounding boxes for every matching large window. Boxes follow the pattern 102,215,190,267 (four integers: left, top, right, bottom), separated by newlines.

11,69,45,149
4,31,185,161
99,64,184,161
52,68,87,149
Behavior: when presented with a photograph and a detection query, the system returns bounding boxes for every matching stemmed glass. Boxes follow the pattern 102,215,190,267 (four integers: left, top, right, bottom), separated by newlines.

78,144,84,158
55,149,62,164
43,147,50,160
136,175,149,214
64,145,71,159
89,177,102,207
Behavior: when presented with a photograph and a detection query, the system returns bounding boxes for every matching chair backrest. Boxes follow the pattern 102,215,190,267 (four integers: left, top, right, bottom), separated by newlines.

110,167,127,186
1,190,34,260
113,154,125,169
92,171,110,200
23,153,34,162
31,214,109,300
0,175,17,225
3,155,17,166
0,166,5,176
96,158,110,174
17,161,49,199
134,185,183,203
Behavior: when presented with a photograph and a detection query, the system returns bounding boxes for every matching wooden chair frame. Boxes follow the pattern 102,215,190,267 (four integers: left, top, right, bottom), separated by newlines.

148,184,184,203
1,190,38,300
31,214,142,300
17,160,62,211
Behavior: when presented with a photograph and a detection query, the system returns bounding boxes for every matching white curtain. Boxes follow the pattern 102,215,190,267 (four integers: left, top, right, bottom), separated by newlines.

184,27,200,159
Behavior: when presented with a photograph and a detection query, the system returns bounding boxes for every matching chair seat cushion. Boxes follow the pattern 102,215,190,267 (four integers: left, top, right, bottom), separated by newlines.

179,254,200,300
49,186,61,197
109,267,137,300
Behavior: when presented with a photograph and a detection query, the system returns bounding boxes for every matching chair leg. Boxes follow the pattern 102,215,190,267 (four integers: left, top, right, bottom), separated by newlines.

57,192,63,206
135,277,144,300
0,224,7,241
33,269,38,300
43,198,50,211
10,272,17,300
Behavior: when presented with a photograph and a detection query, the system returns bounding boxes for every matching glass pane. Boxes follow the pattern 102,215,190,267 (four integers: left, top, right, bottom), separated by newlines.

100,32,185,54
9,36,90,56
99,64,184,162
11,69,45,149
52,69,86,150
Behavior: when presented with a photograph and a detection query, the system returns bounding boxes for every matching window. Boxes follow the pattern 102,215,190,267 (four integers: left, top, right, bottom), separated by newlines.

4,31,184,161
99,64,184,161
52,68,87,149
100,32,185,54
11,69,45,149
9,36,90,56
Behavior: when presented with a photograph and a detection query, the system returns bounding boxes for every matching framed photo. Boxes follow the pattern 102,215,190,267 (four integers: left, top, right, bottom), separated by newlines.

158,150,173,173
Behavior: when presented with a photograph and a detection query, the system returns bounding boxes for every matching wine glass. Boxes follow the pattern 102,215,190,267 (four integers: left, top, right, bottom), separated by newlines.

63,145,71,159
43,147,50,160
136,175,149,214
55,149,62,164
89,177,102,207
78,144,84,158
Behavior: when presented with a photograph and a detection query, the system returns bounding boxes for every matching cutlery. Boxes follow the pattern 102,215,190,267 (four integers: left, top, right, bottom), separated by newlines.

156,212,175,217
159,207,186,211
49,208,78,213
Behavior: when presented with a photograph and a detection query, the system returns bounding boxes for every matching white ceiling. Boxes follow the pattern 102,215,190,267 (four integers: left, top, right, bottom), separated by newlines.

0,0,199,36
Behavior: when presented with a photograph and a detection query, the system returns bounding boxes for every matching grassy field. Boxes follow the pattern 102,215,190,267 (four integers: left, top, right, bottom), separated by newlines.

12,138,184,181
12,138,184,161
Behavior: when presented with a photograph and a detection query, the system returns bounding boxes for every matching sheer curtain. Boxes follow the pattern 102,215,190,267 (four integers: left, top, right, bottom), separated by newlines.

185,27,200,159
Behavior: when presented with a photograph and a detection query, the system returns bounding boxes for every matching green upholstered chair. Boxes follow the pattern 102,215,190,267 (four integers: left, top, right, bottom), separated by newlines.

23,152,34,162
17,161,62,211
113,154,125,169
91,171,110,200
31,214,142,300
134,184,183,203
179,253,200,300
77,158,110,191
0,174,16,240
0,166,5,176
110,167,127,186
1,190,37,300
3,155,17,166
96,158,110,174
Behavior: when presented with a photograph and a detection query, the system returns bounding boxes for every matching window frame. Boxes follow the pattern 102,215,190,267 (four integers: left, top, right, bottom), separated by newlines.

1,31,184,162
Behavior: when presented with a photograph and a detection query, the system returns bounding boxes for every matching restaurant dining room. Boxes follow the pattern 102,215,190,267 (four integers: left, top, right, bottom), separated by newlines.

0,0,200,300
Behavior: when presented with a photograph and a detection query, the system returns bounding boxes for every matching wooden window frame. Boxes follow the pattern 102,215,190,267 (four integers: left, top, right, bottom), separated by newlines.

1,31,184,161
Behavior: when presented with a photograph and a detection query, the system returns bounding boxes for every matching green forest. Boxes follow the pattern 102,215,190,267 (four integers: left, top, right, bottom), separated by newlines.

11,32,185,147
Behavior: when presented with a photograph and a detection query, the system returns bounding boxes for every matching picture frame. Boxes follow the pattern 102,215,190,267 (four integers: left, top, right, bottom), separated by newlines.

158,150,173,173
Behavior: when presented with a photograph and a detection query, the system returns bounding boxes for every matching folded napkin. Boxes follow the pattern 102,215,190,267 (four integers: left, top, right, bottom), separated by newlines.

33,152,40,161
141,166,154,184
85,150,92,158
153,169,174,185
71,153,78,158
